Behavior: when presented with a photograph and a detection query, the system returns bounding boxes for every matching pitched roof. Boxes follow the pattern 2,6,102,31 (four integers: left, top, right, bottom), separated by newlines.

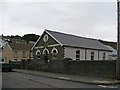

46,30,111,51
9,43,33,51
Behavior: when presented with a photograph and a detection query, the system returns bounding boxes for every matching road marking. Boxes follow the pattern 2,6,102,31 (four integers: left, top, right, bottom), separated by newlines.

98,85,118,88
93,80,110,83
98,85,107,88
58,77,70,80
107,86,118,88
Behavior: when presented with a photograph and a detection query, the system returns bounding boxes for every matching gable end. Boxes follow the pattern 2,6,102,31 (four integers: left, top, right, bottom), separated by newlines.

31,30,63,50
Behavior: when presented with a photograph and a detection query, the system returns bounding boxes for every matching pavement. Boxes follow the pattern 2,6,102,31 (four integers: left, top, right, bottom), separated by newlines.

12,69,120,85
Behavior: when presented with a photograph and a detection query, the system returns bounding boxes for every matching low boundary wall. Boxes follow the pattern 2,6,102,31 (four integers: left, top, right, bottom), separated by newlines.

11,60,116,78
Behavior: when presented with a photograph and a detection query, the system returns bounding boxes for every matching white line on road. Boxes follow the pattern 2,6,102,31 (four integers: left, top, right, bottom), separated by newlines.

98,85,118,88
98,85,107,88
58,77,70,80
107,86,118,88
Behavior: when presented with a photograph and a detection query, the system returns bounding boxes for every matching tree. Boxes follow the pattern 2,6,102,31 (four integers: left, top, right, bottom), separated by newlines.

11,35,21,39
22,34,40,43
98,39,117,50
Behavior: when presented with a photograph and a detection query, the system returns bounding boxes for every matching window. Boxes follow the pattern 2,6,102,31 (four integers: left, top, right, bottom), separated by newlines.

36,50,41,59
43,48,49,63
43,48,49,55
91,51,94,60
51,48,58,60
14,59,17,61
51,47,58,54
22,51,26,58
52,54,57,60
2,59,4,62
52,50,57,60
103,53,106,60
53,50,57,54
14,51,18,58
76,50,80,60
30,51,33,59
43,34,49,42
37,55,40,59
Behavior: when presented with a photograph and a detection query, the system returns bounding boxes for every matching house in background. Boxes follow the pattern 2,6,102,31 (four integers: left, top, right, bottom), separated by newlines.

2,36,27,44
2,42,33,63
0,37,7,63
32,30,112,63
0,48,2,62
105,45,117,60
0,37,8,48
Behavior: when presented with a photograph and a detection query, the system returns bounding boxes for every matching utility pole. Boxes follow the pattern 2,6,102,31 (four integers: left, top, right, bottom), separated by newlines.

116,0,120,80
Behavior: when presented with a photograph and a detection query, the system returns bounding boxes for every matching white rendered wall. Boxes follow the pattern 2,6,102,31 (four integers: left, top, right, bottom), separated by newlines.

64,47,112,60
64,47,85,60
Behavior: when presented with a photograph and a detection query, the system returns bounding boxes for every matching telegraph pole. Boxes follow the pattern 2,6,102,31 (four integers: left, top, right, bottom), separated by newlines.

116,0,120,80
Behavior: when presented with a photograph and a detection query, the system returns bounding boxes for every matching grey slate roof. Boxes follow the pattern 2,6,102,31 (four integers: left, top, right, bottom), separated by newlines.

46,30,111,51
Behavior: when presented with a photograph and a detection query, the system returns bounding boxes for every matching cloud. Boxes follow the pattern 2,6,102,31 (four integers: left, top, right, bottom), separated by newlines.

0,2,117,41
1,0,116,2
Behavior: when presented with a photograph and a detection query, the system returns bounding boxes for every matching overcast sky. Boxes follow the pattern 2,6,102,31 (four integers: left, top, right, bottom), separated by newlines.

0,0,117,42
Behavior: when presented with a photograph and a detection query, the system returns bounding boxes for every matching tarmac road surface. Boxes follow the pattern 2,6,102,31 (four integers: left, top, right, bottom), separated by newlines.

2,71,120,89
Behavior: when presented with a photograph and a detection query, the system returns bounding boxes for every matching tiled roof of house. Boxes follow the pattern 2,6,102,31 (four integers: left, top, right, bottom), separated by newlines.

46,30,111,51
9,43,33,51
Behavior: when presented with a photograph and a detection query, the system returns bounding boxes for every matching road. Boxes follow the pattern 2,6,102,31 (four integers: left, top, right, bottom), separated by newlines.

2,71,120,88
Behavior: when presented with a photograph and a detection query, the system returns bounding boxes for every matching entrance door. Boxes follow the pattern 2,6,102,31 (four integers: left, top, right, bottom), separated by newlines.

44,50,48,63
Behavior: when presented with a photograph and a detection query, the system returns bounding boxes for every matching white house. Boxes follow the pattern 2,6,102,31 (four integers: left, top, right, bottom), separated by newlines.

32,30,112,62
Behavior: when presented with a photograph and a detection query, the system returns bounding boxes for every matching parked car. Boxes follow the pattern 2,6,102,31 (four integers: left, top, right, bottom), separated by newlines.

2,63,13,72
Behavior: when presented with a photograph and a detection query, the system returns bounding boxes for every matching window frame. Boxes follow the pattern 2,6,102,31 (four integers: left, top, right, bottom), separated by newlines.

103,52,106,60
91,51,94,60
43,34,49,42
36,50,41,59
14,51,18,58
76,50,80,60
30,51,33,59
51,47,58,60
22,51,26,59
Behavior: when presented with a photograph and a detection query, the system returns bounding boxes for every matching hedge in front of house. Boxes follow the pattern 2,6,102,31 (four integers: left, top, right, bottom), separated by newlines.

10,61,22,69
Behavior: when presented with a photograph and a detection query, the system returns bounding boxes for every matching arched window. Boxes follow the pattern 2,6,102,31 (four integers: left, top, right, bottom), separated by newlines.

43,48,49,55
43,48,49,63
51,47,58,60
43,34,49,42
36,50,41,59
51,47,58,54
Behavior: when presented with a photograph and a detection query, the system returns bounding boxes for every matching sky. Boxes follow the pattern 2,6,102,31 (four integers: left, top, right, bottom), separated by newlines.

0,0,117,42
